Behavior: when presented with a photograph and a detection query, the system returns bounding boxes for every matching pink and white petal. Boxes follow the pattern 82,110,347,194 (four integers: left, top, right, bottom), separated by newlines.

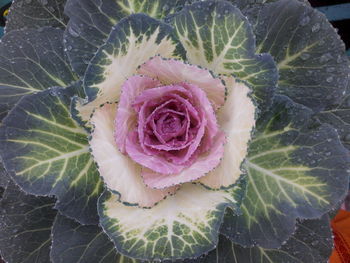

138,56,225,109
90,103,175,207
115,75,160,153
125,131,185,175
142,131,226,189
199,77,256,189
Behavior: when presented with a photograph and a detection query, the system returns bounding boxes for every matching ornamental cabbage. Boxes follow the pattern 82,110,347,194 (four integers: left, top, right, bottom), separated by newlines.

0,0,349,262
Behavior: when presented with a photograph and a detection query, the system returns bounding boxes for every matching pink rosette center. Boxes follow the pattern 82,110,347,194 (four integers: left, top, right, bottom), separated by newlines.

114,57,226,189
134,85,204,163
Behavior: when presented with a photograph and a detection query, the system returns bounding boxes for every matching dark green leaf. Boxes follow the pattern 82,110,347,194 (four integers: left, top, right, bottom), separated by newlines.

0,163,10,190
51,213,139,263
173,0,277,112
64,0,189,76
0,182,57,263
317,84,350,151
246,0,350,112
0,87,103,225
221,95,350,248
189,214,332,263
0,162,10,199
0,27,77,121
5,0,68,32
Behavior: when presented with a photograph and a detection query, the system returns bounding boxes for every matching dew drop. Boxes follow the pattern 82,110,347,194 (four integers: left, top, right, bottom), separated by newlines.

306,70,313,76
68,26,80,38
162,4,169,12
25,0,31,3
319,53,332,63
300,16,310,26
326,76,333,83
67,45,72,51
337,55,343,63
311,23,320,32
326,67,335,73
49,87,61,96
311,240,319,246
318,39,325,46
40,0,48,5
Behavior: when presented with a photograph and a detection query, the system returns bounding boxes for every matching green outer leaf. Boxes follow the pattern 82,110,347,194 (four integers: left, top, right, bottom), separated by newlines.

245,0,350,112
0,163,10,200
0,87,103,225
221,95,350,248
0,162,10,190
173,0,277,112
317,84,350,151
0,27,77,121
5,0,68,33
64,0,189,76
98,180,246,261
83,13,184,104
51,213,140,263
189,214,332,263
227,0,275,9
0,181,57,263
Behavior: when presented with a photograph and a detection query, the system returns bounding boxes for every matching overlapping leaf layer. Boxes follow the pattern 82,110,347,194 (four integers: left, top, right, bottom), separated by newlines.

0,0,349,262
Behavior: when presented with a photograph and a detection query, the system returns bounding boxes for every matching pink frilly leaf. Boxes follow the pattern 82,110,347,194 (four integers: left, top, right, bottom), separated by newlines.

115,75,161,153
142,131,226,189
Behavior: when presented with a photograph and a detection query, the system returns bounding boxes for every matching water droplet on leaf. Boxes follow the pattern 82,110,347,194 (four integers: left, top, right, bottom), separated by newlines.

311,240,319,246
300,16,310,26
162,4,169,12
326,67,335,73
326,76,333,83
319,53,332,63
337,55,343,63
311,23,320,32
68,26,80,38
